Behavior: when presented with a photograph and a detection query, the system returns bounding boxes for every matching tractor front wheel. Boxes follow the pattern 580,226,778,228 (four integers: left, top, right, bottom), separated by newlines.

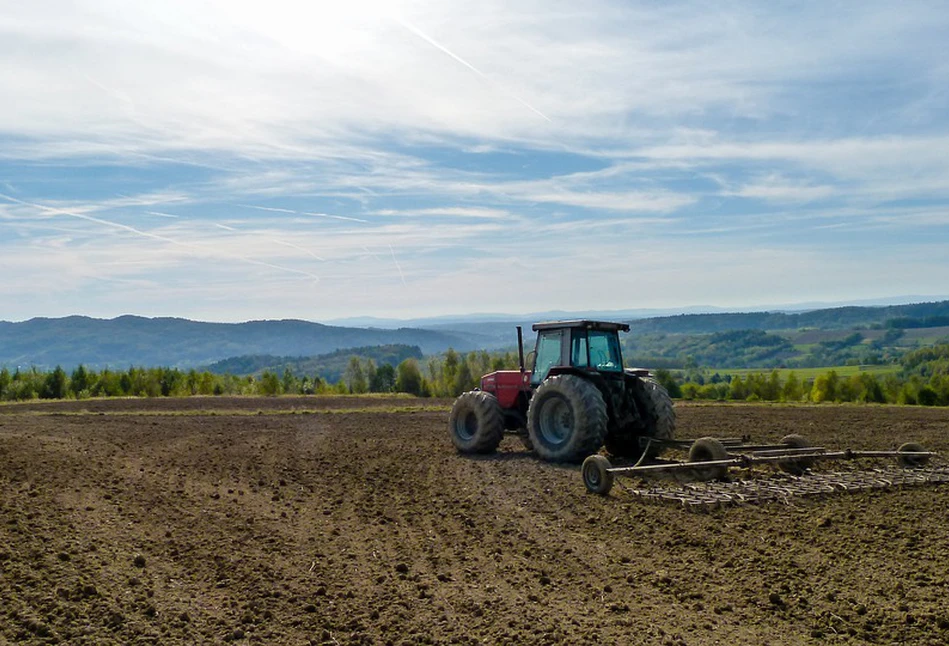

527,375,608,463
448,391,504,454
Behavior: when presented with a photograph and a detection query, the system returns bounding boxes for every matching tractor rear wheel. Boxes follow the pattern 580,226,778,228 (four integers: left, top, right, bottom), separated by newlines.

448,391,504,454
606,377,676,460
527,375,608,463
637,377,676,442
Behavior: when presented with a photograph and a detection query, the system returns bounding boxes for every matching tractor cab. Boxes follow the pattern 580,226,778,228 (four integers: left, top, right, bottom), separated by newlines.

530,320,628,385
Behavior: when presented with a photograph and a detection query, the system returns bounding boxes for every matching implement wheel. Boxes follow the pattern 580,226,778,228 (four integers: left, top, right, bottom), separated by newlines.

897,442,930,468
448,391,504,454
582,455,614,495
688,437,729,481
527,375,608,463
778,434,813,475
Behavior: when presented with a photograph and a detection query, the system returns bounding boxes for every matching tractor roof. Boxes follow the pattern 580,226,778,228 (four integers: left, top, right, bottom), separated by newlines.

531,320,630,332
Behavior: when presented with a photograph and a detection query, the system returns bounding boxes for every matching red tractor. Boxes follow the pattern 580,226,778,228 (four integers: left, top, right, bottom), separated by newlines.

448,320,675,463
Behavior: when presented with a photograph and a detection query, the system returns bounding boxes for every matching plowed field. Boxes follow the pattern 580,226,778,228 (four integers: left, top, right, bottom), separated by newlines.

2,397,948,645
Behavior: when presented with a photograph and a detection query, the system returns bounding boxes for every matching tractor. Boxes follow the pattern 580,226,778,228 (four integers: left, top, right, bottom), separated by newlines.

448,320,674,463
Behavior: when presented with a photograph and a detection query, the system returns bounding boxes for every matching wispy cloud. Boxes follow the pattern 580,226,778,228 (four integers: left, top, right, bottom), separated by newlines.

0,192,322,281
1,1,948,320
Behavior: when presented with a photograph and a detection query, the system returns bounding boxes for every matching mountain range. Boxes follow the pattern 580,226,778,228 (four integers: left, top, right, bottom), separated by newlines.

3,299,949,370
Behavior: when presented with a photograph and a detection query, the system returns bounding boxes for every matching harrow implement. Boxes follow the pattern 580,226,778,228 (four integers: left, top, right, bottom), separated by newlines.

581,435,945,507
616,466,949,511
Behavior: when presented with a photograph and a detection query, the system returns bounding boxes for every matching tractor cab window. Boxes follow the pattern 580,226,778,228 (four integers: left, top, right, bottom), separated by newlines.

571,333,589,368
587,330,623,372
531,330,564,385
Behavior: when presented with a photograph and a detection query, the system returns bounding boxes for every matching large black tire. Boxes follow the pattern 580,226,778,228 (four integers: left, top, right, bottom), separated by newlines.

688,437,729,481
605,377,676,459
527,375,608,463
448,391,504,454
636,377,676,442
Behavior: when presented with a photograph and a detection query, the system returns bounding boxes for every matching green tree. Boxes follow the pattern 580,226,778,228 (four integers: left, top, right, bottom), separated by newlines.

371,363,396,393
41,366,69,399
365,359,378,392
441,349,459,397
852,373,885,403
0,367,11,399
680,382,699,400
70,365,91,398
452,359,474,396
781,372,804,402
159,368,183,397
282,368,300,395
917,385,938,406
344,357,368,394
728,376,748,401
811,371,839,403
198,371,216,395
653,369,682,398
92,369,123,397
7,368,41,401
258,371,282,396
396,359,424,396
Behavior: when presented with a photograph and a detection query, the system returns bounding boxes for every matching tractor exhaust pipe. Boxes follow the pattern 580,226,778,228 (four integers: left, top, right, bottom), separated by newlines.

516,326,525,372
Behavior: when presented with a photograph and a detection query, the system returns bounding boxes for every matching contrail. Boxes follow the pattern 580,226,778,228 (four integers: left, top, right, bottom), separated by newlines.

216,221,326,261
302,211,370,224
237,204,296,214
269,239,326,261
394,17,552,124
388,244,407,286
237,203,369,223
145,210,180,218
0,193,321,281
362,245,384,261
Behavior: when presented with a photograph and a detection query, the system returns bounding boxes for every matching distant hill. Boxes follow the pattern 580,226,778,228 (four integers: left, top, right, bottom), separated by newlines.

3,300,949,371
205,344,424,381
626,301,949,334
0,316,491,370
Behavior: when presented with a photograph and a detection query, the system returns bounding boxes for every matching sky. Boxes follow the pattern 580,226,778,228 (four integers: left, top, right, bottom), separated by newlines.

1,0,948,323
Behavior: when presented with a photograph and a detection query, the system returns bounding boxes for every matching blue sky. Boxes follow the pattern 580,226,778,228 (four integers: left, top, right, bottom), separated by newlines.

1,0,948,323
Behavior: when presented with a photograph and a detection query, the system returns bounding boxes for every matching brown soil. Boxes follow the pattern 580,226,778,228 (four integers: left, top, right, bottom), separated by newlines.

1,399,948,645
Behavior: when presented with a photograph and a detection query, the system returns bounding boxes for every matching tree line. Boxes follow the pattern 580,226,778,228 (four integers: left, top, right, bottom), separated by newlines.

0,348,521,402
660,344,949,406
3,344,949,407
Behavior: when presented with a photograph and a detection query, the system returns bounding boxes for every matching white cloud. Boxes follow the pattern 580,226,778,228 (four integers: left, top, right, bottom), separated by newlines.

2,0,945,157
720,174,836,203
2,1,949,321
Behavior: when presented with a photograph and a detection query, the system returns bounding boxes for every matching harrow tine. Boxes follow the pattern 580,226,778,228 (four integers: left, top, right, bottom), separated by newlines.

616,465,949,510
